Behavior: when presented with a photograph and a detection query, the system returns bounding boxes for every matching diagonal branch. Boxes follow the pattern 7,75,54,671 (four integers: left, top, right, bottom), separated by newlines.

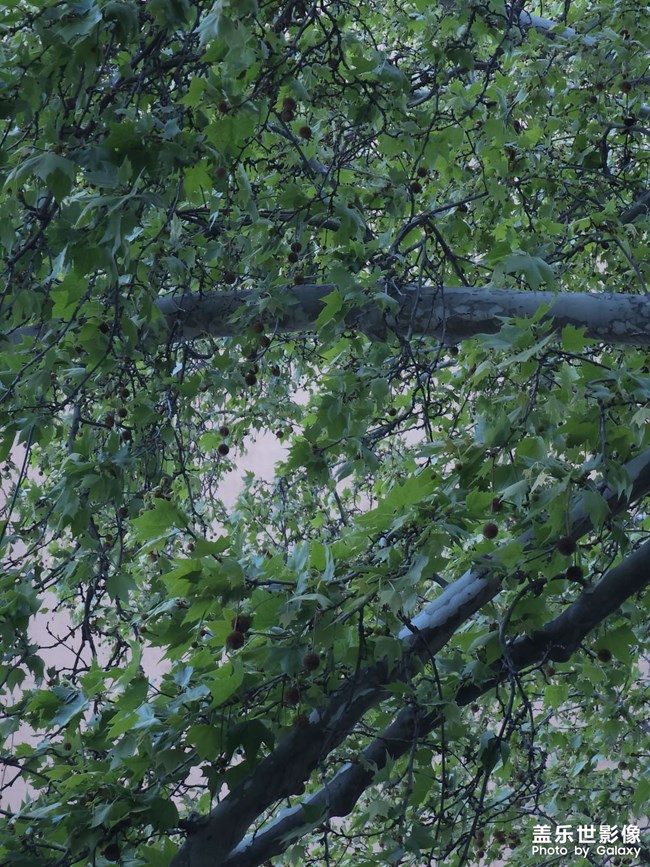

221,535,650,867
169,444,650,867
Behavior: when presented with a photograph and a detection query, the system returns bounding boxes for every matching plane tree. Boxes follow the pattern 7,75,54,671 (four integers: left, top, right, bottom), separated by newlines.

0,1,649,866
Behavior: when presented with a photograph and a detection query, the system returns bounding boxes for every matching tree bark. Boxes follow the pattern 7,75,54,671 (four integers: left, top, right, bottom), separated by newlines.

158,285,650,346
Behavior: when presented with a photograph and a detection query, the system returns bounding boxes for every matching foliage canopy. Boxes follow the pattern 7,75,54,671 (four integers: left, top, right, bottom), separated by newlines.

0,0,649,865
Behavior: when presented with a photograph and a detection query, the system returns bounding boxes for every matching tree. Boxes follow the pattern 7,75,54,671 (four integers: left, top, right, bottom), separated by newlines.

0,0,649,865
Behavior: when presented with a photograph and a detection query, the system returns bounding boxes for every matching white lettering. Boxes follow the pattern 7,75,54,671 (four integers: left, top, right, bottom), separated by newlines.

596,847,641,857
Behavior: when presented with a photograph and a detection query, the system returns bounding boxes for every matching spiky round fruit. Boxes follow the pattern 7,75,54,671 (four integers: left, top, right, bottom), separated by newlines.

223,269,236,284
226,630,245,650
285,685,300,705
620,80,632,93
103,844,121,862
118,505,129,519
298,125,312,140
490,497,503,513
597,647,612,662
214,166,227,179
245,372,257,387
231,614,251,633
293,274,304,285
556,536,577,556
283,96,297,111
287,251,299,263
218,443,230,456
219,425,230,437
482,522,498,540
290,241,302,252
218,100,230,113
387,407,397,417
565,565,584,581
280,107,295,122
303,652,320,671
410,181,422,194
105,413,115,427
259,335,271,348
417,166,428,178
271,365,281,376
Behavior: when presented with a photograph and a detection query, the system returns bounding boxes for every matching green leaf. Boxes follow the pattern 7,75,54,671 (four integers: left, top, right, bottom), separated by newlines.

493,252,556,290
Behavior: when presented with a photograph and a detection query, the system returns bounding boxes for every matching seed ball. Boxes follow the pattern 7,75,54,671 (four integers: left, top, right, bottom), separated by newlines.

219,425,230,437
556,536,577,556
482,522,498,539
226,630,245,650
231,614,251,633
218,443,230,456
303,652,320,671
285,685,301,705
298,125,312,140
565,565,584,581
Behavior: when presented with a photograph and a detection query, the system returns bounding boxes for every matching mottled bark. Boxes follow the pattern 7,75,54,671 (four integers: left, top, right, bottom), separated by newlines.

158,285,650,346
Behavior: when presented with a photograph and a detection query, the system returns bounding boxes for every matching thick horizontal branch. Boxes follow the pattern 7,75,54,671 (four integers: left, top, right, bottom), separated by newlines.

222,536,650,867
158,285,650,346
170,444,650,867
